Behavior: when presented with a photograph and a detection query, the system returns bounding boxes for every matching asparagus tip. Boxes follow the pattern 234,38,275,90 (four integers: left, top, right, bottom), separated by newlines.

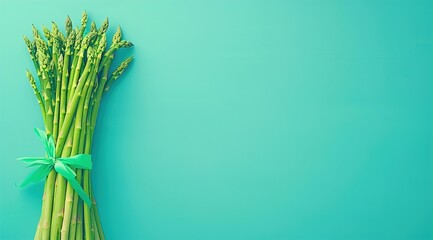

81,11,88,26
42,26,50,34
31,24,40,38
90,21,97,32
119,40,133,48
25,70,36,86
52,21,58,30
98,18,109,35
112,26,122,44
98,34,107,53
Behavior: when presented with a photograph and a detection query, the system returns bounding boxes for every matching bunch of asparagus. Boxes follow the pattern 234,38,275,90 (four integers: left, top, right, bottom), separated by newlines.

23,12,133,240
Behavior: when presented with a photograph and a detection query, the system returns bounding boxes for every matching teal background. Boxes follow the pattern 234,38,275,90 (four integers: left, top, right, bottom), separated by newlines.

1,0,432,239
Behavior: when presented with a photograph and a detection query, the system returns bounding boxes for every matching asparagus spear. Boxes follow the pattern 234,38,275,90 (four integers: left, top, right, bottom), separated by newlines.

25,70,46,124
52,54,63,140
65,16,73,37
60,31,75,129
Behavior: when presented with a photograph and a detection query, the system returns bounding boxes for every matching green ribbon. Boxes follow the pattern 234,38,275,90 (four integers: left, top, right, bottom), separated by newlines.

18,128,92,207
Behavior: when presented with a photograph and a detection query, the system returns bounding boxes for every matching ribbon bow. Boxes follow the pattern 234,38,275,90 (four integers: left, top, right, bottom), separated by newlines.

18,128,92,207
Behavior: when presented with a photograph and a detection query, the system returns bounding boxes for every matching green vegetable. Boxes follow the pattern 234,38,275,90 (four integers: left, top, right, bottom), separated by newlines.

23,12,133,240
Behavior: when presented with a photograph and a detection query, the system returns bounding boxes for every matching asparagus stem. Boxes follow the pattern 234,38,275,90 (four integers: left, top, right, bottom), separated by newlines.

68,50,84,101
40,170,56,240
92,197,105,240
50,124,74,239
76,198,84,240
34,217,42,240
83,170,93,240
74,72,95,154
60,178,74,240
61,168,84,240
68,169,81,240
53,54,63,140
91,199,100,240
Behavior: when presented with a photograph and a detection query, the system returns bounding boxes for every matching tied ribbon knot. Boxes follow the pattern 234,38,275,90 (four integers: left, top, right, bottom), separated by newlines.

18,128,93,207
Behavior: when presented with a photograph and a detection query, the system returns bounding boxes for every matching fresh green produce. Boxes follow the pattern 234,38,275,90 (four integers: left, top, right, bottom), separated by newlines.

22,12,133,240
